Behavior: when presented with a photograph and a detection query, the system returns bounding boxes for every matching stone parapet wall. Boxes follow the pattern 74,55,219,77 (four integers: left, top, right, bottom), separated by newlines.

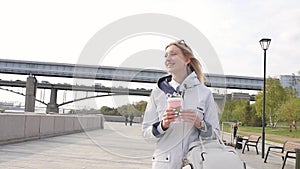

0,112,104,144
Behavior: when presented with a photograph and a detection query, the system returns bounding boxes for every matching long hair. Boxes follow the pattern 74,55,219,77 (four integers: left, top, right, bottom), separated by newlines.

165,40,204,84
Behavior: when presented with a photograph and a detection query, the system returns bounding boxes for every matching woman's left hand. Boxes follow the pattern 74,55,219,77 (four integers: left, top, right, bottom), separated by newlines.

180,109,202,128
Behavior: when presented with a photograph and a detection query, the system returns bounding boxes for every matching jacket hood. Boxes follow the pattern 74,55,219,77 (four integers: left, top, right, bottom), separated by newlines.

157,74,177,97
157,72,201,97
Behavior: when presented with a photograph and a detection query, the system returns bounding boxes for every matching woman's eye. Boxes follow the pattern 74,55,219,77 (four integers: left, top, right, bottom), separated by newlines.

165,53,177,58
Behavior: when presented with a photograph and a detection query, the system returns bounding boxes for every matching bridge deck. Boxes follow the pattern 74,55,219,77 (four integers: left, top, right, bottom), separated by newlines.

0,59,263,90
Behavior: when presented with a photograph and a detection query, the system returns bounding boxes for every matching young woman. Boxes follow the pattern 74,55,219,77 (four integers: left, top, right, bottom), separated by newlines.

142,40,220,169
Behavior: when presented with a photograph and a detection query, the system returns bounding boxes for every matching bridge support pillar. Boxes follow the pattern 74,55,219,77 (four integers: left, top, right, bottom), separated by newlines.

213,94,226,115
46,88,58,113
25,76,37,112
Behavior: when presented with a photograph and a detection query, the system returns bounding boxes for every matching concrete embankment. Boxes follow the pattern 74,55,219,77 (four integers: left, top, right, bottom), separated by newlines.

0,112,104,144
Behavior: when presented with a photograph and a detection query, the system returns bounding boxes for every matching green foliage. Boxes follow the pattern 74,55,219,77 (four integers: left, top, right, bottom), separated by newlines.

254,92,263,119
278,98,298,121
117,104,138,116
221,100,257,125
99,106,121,116
246,104,261,127
222,77,300,129
221,100,234,122
277,96,300,132
134,100,147,114
254,78,289,127
100,100,147,117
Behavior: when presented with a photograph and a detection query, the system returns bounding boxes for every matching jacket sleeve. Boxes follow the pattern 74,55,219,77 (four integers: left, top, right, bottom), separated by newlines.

142,90,166,143
200,91,220,137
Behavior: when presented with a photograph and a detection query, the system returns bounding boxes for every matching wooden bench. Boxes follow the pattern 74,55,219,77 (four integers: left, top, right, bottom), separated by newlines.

264,140,300,169
242,135,261,154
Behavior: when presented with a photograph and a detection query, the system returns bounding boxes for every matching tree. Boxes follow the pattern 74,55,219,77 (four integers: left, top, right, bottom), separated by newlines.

117,104,139,116
133,100,147,115
99,100,147,117
221,100,235,122
127,104,140,116
221,100,252,125
100,106,120,116
254,78,286,127
277,98,298,131
117,104,128,116
277,87,299,131
247,104,261,127
231,100,249,124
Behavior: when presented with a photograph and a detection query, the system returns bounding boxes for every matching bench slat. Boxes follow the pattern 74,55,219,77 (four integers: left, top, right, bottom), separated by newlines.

284,141,300,152
248,135,260,142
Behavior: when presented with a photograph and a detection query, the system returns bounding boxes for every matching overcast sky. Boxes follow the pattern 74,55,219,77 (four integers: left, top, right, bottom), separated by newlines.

0,0,300,108
1,0,299,76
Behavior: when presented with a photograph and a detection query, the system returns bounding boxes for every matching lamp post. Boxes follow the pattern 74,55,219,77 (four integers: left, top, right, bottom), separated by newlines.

259,38,271,159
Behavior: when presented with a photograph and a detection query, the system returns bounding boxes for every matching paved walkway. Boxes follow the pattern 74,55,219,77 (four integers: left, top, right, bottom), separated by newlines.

0,122,296,169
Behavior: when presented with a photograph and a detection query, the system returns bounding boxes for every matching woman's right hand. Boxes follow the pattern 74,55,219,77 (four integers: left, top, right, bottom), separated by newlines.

162,108,176,130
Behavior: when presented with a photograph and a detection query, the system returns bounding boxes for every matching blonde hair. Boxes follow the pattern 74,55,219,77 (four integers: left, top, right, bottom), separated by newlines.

165,40,204,84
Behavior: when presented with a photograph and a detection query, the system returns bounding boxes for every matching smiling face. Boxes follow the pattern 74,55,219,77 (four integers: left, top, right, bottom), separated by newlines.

165,44,190,76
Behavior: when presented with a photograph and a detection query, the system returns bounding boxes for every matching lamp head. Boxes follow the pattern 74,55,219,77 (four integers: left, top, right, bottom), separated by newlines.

259,38,271,50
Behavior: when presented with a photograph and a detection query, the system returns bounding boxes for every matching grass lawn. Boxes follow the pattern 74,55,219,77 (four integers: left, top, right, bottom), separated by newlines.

221,124,300,144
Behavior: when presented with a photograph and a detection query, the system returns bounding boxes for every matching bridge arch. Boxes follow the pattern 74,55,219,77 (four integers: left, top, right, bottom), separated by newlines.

0,87,47,105
58,93,137,107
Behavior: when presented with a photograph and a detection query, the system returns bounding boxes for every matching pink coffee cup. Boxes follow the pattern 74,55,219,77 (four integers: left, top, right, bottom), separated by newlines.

167,97,182,116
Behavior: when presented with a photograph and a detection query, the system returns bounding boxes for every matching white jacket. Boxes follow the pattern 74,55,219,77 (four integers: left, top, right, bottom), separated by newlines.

142,72,220,169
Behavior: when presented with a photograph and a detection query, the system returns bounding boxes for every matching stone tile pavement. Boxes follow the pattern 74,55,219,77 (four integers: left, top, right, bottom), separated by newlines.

0,122,296,169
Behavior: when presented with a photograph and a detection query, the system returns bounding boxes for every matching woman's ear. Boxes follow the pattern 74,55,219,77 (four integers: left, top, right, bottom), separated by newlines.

185,58,191,65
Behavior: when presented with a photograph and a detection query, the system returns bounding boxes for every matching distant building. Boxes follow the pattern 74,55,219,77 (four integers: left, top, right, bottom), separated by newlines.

0,101,14,107
226,92,250,101
0,101,23,110
280,74,300,98
231,92,251,100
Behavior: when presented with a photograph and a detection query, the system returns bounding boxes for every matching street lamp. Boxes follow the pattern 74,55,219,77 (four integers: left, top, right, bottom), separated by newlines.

259,38,271,159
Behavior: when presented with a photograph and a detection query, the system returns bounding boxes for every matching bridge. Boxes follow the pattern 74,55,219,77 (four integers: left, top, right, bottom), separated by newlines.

0,79,151,107
0,59,263,89
0,79,151,95
0,59,263,113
